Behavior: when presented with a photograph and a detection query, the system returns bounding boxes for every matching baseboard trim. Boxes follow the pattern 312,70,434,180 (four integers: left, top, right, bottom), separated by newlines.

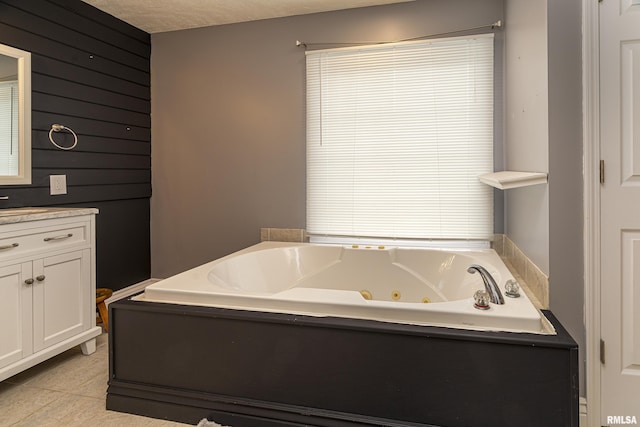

580,397,587,427
105,278,161,307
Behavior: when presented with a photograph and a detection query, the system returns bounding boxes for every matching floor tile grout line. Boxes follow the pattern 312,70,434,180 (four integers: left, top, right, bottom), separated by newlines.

6,386,68,427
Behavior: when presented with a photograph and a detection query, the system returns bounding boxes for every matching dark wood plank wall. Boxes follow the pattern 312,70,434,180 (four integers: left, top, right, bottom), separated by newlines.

0,0,151,290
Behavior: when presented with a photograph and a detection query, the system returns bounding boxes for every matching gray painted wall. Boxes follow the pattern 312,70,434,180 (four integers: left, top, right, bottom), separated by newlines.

502,0,584,395
150,0,585,396
503,0,549,275
150,0,504,278
547,0,585,395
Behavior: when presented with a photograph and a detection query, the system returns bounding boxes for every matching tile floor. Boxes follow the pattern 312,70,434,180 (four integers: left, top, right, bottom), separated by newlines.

0,331,191,427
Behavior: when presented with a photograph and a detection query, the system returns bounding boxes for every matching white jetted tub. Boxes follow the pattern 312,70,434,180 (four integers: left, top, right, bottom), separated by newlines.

136,241,554,334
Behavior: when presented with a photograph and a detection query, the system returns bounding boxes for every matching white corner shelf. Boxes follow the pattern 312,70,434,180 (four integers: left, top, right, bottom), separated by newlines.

478,171,548,190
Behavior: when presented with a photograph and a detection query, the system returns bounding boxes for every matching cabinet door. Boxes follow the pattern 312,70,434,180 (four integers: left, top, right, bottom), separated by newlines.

0,263,32,369
32,249,91,352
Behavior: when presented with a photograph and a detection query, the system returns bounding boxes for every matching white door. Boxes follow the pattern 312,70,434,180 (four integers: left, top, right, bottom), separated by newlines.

600,0,640,423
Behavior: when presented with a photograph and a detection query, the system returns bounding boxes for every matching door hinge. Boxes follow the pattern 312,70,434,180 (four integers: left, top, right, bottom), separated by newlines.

600,160,605,184
600,338,606,364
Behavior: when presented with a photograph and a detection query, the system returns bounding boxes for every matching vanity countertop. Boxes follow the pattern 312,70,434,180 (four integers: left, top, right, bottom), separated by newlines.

0,207,99,225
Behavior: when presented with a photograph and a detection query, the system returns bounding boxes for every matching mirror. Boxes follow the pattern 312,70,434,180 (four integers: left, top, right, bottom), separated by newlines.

0,43,31,185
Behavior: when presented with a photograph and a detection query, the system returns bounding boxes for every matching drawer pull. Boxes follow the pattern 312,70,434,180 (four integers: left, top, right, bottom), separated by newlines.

24,278,34,285
36,275,45,282
0,243,19,250
44,233,73,242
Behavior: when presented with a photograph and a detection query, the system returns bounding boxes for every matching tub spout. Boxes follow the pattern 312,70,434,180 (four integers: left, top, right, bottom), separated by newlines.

467,264,504,305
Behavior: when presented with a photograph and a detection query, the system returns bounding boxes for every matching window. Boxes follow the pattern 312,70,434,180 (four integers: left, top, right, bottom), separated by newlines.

306,35,494,241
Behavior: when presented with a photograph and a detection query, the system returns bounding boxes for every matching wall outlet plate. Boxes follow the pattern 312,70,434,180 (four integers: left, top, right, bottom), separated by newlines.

50,175,67,195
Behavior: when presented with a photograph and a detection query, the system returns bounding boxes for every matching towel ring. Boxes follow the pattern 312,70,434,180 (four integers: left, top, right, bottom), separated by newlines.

49,124,78,150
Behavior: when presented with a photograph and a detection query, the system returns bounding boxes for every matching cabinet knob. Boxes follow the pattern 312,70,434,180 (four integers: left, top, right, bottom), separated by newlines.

24,278,34,285
36,275,45,282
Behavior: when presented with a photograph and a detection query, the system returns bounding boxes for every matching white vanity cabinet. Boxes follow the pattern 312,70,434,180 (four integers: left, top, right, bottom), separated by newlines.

0,208,101,382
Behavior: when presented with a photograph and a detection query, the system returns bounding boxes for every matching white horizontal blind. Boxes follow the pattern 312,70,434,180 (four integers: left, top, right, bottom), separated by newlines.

306,35,494,240
0,81,18,176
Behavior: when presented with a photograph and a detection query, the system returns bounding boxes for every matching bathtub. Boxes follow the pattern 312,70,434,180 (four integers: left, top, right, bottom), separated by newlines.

136,241,553,334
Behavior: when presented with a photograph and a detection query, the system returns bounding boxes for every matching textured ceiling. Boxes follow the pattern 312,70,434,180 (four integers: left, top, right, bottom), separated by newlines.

81,0,413,33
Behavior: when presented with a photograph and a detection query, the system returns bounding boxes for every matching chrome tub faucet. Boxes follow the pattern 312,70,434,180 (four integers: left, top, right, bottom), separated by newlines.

467,264,505,305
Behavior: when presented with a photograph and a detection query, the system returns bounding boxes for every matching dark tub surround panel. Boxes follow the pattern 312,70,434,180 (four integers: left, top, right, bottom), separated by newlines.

0,0,151,289
107,299,579,427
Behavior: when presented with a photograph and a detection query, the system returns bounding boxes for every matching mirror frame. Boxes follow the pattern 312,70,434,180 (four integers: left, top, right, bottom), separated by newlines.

0,44,31,185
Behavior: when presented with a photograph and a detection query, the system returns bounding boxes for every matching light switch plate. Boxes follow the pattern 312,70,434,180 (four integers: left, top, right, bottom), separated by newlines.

50,175,67,195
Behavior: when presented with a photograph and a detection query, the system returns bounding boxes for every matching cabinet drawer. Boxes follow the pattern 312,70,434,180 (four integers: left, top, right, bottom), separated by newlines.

0,224,88,258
